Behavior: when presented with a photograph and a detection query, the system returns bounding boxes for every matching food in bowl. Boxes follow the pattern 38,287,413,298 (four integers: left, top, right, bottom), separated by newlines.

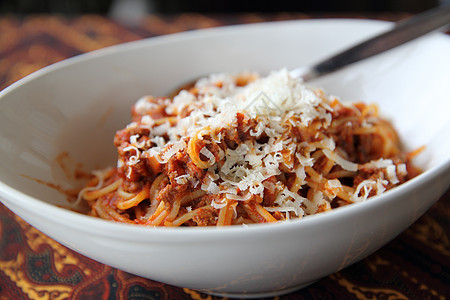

78,69,421,226
0,19,448,298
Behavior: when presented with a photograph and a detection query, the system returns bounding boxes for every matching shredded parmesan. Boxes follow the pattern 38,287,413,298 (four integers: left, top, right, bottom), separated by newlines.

123,145,141,165
323,149,358,172
200,147,216,165
103,68,416,224
352,180,376,202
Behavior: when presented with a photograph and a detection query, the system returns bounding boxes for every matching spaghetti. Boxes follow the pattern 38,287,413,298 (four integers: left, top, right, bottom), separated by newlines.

79,69,421,226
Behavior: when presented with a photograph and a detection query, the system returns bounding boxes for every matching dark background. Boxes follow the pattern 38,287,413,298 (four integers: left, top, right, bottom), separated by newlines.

0,0,443,15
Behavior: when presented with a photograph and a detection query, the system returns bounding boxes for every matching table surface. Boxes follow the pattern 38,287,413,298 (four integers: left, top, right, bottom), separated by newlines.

0,13,449,300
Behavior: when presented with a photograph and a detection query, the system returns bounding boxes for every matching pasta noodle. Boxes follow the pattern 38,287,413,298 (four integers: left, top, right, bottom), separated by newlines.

79,69,421,226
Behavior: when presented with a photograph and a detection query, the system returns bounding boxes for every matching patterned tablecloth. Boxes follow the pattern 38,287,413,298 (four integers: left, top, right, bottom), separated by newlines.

0,13,449,300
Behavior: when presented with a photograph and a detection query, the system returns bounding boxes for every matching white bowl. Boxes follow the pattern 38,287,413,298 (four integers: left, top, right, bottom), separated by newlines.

0,19,449,298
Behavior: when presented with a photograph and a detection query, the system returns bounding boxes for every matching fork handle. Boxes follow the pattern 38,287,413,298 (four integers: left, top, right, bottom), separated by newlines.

296,5,450,81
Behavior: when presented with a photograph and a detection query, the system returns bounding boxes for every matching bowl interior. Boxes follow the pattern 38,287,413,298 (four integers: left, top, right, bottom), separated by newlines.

0,19,449,208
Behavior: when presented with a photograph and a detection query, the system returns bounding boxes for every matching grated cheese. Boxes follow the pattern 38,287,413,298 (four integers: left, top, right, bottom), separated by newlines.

323,149,358,172
386,165,400,184
123,145,141,165
116,69,411,220
199,147,216,165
